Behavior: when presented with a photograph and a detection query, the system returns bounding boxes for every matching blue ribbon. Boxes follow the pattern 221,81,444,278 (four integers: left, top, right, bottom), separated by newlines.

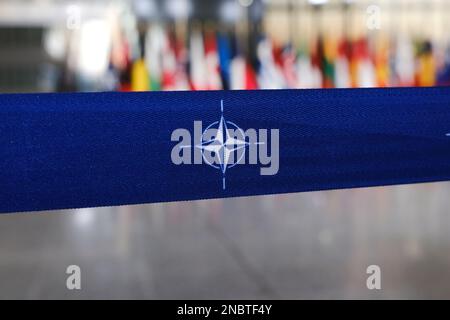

2,87,450,213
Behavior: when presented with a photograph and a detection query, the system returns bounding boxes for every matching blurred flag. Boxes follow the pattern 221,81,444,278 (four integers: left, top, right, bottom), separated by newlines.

230,55,258,90
189,31,208,90
310,40,325,89
416,40,436,87
374,36,390,87
230,56,245,90
256,38,286,89
321,36,336,88
145,25,164,90
204,31,223,90
297,44,322,89
280,44,299,88
173,38,191,90
437,46,450,86
351,38,376,88
217,33,232,90
394,35,415,87
334,39,351,88
160,31,178,90
153,29,190,91
117,41,132,92
131,58,150,91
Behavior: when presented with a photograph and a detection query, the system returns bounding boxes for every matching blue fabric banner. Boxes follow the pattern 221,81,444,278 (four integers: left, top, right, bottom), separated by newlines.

2,87,450,213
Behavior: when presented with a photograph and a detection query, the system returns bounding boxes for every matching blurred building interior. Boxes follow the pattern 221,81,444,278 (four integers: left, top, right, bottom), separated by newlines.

1,0,450,93
2,0,450,299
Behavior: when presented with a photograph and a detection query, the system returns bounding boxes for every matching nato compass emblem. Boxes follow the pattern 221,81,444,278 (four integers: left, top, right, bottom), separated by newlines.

196,100,249,190
171,100,279,190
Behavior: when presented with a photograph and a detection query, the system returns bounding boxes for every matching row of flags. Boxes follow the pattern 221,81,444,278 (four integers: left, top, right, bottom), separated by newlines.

74,24,450,92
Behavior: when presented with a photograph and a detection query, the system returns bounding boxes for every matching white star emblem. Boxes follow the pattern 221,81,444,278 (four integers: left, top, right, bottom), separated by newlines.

196,115,248,175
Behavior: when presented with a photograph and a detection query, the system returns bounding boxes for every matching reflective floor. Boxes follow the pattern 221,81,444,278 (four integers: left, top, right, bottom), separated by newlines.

1,182,450,299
